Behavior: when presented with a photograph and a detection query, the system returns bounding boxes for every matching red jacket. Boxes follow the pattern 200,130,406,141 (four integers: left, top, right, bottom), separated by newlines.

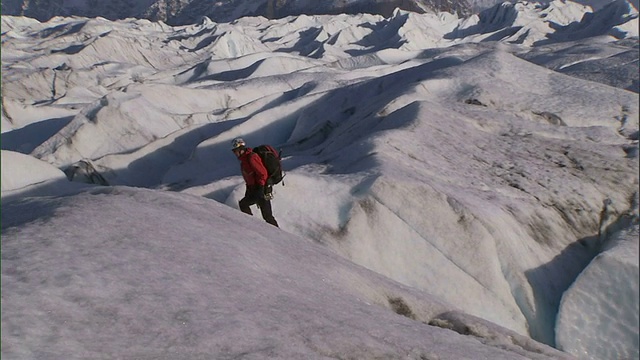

239,148,268,187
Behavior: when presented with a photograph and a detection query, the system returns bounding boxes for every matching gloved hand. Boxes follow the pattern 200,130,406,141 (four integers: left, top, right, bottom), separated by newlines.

264,185,274,200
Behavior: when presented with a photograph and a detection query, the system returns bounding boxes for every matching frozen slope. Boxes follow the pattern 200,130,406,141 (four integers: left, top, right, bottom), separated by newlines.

556,224,640,360
1,186,573,360
0,150,67,192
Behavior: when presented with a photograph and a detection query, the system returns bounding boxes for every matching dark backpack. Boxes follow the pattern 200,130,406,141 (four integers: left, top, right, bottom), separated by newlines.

253,145,284,185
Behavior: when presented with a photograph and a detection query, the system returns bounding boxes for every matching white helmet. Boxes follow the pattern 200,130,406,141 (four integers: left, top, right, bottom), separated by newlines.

231,137,246,150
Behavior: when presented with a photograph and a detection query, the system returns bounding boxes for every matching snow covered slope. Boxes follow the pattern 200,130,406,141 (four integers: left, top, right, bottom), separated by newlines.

1,1,638,359
556,224,639,360
1,186,573,359
0,150,67,192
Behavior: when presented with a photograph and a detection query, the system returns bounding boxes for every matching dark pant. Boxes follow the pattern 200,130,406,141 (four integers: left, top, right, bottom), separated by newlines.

239,195,279,227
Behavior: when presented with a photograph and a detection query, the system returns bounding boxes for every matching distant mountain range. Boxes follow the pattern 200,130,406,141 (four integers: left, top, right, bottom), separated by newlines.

2,0,469,25
3,0,632,26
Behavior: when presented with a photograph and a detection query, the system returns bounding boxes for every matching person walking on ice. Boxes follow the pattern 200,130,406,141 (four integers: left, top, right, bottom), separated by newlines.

231,137,279,227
